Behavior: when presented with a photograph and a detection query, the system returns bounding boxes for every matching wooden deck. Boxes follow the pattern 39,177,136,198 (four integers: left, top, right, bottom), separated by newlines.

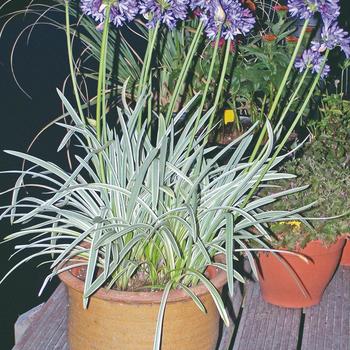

13,267,350,350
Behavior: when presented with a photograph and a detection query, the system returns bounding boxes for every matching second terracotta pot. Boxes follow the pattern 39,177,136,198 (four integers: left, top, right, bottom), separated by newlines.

258,239,345,308
59,262,227,350
340,237,350,266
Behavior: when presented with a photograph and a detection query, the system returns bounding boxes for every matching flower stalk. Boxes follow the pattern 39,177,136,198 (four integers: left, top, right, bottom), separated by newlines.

64,0,85,124
242,49,330,208
248,19,310,162
96,5,111,182
205,36,232,143
187,26,222,154
165,21,204,126
137,21,160,130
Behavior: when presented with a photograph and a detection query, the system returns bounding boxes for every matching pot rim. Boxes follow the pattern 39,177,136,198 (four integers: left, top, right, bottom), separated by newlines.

58,255,227,304
258,237,346,258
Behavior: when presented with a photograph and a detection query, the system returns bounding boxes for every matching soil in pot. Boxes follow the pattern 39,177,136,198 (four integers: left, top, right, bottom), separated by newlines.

257,238,345,308
340,237,350,266
215,116,253,146
59,262,227,350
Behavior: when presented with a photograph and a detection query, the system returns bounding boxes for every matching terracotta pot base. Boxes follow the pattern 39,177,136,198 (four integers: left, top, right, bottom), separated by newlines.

340,238,350,266
59,261,227,350
258,239,345,308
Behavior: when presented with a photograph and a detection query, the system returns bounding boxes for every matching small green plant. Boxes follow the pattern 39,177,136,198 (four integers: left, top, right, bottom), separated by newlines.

308,91,350,166
266,149,350,250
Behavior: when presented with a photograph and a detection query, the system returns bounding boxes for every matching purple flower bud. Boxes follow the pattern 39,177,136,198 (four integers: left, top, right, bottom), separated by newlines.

295,49,330,78
311,18,350,58
195,0,255,40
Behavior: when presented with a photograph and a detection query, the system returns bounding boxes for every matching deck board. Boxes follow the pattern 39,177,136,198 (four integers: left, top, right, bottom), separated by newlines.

13,284,68,350
232,281,301,350
217,283,244,350
13,267,350,349
301,267,350,350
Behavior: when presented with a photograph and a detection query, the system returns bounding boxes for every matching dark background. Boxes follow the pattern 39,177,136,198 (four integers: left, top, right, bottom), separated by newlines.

0,1,70,348
0,1,350,349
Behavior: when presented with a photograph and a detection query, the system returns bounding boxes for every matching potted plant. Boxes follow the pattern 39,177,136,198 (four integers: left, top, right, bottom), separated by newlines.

257,146,349,308
1,0,349,349
308,73,350,265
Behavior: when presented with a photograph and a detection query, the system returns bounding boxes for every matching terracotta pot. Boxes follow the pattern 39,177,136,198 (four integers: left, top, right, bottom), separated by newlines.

59,261,227,350
257,239,345,308
340,236,350,266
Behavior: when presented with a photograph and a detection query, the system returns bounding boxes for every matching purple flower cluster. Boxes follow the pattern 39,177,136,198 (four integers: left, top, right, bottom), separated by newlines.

80,0,138,27
311,19,350,58
287,0,340,21
192,0,256,40
295,49,330,78
139,0,189,29
289,0,350,77
80,0,255,38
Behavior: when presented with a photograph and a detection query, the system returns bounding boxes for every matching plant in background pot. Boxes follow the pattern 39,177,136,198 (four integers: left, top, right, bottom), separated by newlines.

1,0,350,349
257,146,349,308
307,73,350,265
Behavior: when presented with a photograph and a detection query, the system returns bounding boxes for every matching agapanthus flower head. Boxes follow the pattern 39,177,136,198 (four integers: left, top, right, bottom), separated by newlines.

311,19,350,58
196,0,255,40
295,48,330,78
287,0,340,21
80,0,139,27
139,0,189,29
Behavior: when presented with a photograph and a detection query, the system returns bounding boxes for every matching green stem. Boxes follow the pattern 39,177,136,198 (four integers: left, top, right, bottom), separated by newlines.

251,67,311,163
137,23,159,97
274,66,310,133
187,27,222,155
188,34,231,204
242,50,329,208
248,19,310,163
205,37,232,143
147,69,152,136
137,22,160,130
96,6,111,182
64,1,85,124
165,22,204,126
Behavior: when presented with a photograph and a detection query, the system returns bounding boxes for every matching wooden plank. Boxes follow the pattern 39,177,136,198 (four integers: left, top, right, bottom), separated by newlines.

301,267,350,350
13,284,68,350
233,281,302,350
217,282,244,350
14,303,43,344
13,268,349,350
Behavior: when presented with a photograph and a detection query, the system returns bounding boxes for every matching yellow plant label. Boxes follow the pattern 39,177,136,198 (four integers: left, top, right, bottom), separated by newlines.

224,109,235,124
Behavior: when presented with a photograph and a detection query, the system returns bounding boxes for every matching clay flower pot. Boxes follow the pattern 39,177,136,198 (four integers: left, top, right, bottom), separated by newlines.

257,239,345,308
59,262,227,350
340,236,350,266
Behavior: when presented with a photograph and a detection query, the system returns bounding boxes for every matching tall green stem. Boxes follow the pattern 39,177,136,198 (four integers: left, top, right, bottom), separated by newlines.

95,6,111,182
205,37,232,143
274,66,310,133
242,50,329,208
137,22,160,130
64,1,85,124
96,6,111,142
248,19,310,162
187,28,222,155
165,22,204,126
